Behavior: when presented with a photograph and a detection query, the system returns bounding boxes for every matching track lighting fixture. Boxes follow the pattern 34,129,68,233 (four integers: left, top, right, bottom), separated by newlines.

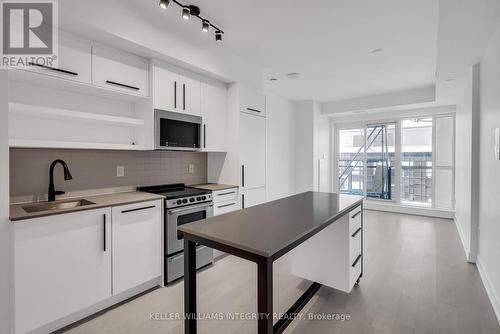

159,1,225,42
215,30,222,42
182,6,190,20
202,20,210,33
159,0,170,9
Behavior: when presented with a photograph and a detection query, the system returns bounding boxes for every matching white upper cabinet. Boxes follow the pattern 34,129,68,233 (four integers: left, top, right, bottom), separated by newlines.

111,200,163,295
240,86,266,117
240,112,266,189
152,62,201,115
201,79,228,151
92,44,149,97
24,32,91,84
14,208,112,334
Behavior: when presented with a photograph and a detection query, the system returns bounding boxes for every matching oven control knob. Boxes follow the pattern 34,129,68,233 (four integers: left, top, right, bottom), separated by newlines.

189,198,195,202
202,196,207,200
182,199,188,204
176,200,182,205
196,196,201,201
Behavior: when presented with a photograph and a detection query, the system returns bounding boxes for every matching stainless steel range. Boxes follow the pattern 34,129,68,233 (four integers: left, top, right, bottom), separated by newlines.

137,183,214,284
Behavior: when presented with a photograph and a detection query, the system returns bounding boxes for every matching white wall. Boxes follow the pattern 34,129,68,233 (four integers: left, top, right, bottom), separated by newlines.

313,102,331,192
266,94,296,200
293,101,315,193
478,22,500,322
0,71,11,333
454,65,480,262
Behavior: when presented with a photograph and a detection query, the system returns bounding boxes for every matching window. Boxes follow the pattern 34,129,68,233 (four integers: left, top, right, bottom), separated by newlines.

335,115,454,210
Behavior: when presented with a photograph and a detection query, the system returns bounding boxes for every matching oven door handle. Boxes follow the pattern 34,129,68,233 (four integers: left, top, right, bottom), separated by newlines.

168,203,213,215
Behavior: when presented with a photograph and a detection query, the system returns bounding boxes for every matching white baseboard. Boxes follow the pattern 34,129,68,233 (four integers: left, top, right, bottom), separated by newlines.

363,201,455,219
454,215,473,262
476,256,500,327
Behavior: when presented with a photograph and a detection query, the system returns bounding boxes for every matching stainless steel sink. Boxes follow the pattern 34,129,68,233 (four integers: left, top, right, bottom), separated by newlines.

23,199,96,213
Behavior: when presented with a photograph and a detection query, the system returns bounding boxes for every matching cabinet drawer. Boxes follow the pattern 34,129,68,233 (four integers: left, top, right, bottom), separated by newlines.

349,206,362,231
350,254,362,287
350,226,362,264
93,45,149,96
212,188,238,203
26,33,91,84
214,200,239,216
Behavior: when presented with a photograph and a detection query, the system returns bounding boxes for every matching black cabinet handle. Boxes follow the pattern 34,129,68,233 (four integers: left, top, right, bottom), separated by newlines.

242,194,245,209
203,124,206,148
183,83,186,110
121,205,156,214
103,214,107,252
241,165,245,187
217,191,236,196
351,211,361,219
105,80,140,91
351,227,362,238
174,81,177,108
28,62,78,76
247,107,262,113
217,203,236,209
352,255,362,268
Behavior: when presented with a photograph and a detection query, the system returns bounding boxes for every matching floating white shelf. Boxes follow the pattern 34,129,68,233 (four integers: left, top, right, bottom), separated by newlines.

10,139,145,151
9,103,145,127
9,69,151,103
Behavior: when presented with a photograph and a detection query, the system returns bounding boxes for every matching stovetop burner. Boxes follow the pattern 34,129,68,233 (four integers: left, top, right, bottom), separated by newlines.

137,183,212,208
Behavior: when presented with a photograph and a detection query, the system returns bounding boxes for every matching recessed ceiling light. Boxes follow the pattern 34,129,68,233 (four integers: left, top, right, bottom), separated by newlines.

286,72,300,79
446,78,456,82
269,78,278,82
353,110,367,114
371,48,384,54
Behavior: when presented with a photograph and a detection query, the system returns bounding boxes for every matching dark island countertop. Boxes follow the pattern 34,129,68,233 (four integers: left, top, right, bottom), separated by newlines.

179,191,364,260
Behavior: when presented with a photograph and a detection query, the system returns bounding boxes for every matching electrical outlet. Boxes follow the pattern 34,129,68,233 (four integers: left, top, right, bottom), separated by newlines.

116,166,125,177
188,164,194,174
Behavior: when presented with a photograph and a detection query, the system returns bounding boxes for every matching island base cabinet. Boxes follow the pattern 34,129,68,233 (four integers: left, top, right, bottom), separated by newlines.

290,206,363,293
111,200,162,295
14,208,112,334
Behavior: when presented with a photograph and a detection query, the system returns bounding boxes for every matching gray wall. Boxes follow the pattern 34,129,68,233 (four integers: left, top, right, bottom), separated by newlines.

0,71,11,333
10,149,207,199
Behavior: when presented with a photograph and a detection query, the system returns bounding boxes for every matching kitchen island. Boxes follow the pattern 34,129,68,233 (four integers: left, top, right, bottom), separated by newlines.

179,191,364,334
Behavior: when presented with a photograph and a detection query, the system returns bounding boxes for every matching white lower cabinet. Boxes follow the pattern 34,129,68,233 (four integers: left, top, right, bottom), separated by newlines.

290,205,363,293
14,208,112,334
212,188,240,215
241,187,266,208
14,200,163,334
111,200,162,294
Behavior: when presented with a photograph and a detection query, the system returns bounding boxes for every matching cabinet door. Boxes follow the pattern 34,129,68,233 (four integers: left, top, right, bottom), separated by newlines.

111,200,162,295
241,187,266,208
153,65,179,112
93,44,149,96
26,33,91,84
181,75,201,116
201,80,227,151
240,86,266,117
14,208,112,334
240,112,266,189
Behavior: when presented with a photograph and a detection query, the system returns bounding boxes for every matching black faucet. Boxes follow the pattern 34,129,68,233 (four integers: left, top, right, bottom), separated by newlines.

48,159,73,201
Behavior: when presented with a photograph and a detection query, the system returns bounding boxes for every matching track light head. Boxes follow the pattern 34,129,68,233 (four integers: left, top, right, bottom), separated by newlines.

182,7,190,20
202,20,210,33
215,30,223,42
159,0,170,9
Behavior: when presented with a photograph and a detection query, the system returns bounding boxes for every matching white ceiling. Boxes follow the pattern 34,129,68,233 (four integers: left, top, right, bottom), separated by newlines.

121,0,439,102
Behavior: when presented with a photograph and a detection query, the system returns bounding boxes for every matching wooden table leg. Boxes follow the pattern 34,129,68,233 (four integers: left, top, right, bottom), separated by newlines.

184,239,197,334
257,257,273,334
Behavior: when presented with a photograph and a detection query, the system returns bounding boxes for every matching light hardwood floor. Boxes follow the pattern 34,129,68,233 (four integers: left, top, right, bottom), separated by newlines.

63,210,500,334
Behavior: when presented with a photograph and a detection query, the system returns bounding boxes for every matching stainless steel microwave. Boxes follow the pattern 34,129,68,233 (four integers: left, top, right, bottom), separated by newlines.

155,109,202,151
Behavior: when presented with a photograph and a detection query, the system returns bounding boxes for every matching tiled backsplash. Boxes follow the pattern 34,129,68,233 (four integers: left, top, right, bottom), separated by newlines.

10,148,207,199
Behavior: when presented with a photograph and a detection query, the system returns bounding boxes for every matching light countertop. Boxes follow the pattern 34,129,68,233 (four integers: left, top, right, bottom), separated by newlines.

192,183,239,191
10,191,165,221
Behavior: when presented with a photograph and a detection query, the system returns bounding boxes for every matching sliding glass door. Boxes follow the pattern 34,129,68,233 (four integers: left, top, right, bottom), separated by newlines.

335,115,454,210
